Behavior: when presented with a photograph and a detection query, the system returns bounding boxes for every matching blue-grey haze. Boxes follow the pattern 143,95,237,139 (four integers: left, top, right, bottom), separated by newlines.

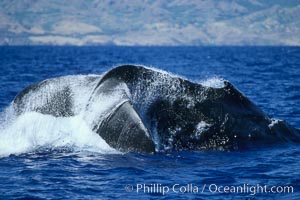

0,0,300,45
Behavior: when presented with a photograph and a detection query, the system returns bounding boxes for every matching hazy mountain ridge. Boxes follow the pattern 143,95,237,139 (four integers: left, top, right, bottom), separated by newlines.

0,0,299,46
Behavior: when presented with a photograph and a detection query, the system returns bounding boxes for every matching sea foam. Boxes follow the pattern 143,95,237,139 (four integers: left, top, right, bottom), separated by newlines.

0,108,117,157
0,74,120,157
200,77,225,88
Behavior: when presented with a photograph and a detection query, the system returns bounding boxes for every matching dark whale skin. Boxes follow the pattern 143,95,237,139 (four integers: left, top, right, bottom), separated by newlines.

13,65,300,153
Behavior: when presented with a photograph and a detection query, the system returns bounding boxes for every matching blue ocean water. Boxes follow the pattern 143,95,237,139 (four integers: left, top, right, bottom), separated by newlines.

0,46,299,199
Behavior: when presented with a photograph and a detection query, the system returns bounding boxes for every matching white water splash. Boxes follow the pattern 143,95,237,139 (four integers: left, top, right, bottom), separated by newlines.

0,75,121,157
200,77,225,88
194,121,211,139
0,111,116,157
268,118,281,129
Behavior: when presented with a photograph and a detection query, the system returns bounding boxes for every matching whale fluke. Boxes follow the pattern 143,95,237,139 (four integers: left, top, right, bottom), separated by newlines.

12,65,300,153
94,101,155,153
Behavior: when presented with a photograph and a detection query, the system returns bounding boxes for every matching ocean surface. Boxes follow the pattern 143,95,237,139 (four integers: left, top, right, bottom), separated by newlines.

0,46,299,199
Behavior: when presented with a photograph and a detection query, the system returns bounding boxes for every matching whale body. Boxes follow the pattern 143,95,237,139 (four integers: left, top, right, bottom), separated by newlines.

13,65,300,153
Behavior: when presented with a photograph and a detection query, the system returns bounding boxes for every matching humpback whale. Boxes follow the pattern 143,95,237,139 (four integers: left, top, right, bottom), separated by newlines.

13,65,300,153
